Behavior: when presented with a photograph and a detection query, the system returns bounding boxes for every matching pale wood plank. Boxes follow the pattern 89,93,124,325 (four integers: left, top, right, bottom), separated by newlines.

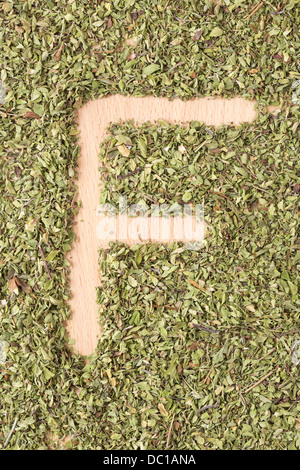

67,95,259,356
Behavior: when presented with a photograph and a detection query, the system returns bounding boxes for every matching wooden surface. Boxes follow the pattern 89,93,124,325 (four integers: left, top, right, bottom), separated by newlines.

66,95,258,356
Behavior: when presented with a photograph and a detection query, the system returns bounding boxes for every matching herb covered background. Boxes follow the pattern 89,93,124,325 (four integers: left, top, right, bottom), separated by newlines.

0,0,299,450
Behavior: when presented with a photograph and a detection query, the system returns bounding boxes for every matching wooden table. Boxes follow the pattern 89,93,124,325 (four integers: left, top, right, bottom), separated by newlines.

66,95,275,356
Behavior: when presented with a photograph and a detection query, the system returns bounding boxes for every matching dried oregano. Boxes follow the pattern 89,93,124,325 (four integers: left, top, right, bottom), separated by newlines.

0,0,299,450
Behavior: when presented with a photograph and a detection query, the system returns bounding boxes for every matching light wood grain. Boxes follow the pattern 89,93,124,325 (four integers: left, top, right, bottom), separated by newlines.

66,95,258,356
